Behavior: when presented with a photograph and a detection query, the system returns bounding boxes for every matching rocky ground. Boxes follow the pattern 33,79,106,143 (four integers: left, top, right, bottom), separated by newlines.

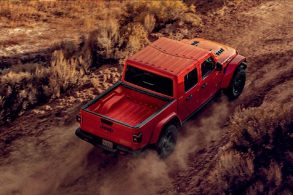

0,0,292,194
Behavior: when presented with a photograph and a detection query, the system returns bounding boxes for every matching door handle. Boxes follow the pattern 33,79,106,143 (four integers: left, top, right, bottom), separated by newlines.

186,94,193,101
201,83,207,89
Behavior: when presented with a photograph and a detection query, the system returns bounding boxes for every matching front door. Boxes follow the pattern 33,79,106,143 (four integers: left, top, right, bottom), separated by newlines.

199,57,221,102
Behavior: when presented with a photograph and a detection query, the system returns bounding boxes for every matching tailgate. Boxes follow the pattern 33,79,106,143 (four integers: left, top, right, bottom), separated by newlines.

78,82,174,150
80,109,138,150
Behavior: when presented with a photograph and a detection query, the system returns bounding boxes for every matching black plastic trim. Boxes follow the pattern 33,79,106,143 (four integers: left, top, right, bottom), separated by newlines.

75,128,141,154
240,62,247,69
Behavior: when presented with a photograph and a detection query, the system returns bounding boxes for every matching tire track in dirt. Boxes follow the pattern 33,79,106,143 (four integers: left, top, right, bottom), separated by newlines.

0,1,292,195
242,66,293,108
171,136,229,194
240,49,293,107
168,0,293,193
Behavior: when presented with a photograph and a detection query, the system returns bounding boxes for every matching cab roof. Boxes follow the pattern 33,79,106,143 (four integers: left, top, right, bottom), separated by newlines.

126,37,210,76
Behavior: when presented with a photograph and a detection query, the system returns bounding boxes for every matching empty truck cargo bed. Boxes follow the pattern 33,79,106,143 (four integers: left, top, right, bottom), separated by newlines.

84,83,172,127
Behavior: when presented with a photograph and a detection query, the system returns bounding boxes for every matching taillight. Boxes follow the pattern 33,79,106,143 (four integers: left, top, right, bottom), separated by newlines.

76,115,81,123
133,132,142,143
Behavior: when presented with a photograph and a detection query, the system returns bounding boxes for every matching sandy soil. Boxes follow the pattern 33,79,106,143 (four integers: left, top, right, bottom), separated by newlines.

0,0,292,194
0,23,80,57
0,23,88,70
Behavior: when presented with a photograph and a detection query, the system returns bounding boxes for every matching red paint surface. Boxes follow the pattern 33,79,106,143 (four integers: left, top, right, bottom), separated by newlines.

87,85,167,126
127,37,210,75
78,37,246,151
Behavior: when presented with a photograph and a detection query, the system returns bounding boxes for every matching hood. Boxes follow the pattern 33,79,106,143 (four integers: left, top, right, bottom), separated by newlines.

181,38,237,65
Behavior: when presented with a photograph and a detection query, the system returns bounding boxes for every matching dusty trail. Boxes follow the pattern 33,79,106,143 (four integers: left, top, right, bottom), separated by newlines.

0,125,91,195
171,0,293,193
0,0,292,195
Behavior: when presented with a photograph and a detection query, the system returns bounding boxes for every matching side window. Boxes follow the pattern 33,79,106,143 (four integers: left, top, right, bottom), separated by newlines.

184,68,198,92
201,57,216,78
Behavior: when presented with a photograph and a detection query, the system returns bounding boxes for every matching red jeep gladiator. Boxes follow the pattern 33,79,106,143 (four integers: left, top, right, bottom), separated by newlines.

76,37,246,157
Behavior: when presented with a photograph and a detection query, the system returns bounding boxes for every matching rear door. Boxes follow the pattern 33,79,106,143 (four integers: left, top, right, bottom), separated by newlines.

178,67,202,119
199,56,222,102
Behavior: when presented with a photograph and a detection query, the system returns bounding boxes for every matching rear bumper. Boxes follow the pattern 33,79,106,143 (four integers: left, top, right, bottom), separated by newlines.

75,128,142,154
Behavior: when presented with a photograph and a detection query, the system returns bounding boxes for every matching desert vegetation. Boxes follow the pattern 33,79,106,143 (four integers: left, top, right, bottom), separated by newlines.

207,81,293,194
0,0,201,60
0,48,87,122
0,0,202,124
0,0,292,194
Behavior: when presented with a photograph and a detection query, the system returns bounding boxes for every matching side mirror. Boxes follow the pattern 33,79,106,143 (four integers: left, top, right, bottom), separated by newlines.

215,62,223,71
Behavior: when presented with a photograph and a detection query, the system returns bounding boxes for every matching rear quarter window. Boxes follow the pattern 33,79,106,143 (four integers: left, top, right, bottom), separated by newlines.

184,68,198,91
125,65,173,96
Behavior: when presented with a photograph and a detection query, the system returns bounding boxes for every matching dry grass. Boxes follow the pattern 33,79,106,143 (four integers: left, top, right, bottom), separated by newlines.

209,151,254,191
0,0,202,62
144,14,156,33
0,0,203,125
207,95,293,194
0,1,291,194
48,50,80,98
0,51,83,123
0,0,204,109
0,1,106,28
0,37,95,124
87,0,202,64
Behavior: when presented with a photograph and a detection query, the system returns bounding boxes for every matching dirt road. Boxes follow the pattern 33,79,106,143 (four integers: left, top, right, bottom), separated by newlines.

0,0,292,194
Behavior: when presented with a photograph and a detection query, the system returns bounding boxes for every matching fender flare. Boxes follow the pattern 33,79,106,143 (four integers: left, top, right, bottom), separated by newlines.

221,54,247,89
149,113,181,144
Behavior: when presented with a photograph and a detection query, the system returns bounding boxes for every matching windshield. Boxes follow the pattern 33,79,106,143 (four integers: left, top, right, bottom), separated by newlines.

124,65,173,96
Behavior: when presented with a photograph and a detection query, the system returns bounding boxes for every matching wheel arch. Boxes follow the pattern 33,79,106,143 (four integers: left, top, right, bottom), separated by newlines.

149,113,181,145
221,54,247,89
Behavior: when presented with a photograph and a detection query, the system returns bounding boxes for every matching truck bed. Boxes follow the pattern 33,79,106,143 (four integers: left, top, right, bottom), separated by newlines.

85,83,171,127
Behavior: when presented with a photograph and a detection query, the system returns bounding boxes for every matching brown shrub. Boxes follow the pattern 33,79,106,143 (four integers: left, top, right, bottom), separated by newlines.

181,12,201,27
0,0,202,124
1,0,201,66
0,45,90,124
0,67,44,123
144,14,156,33
229,103,292,151
123,23,150,57
206,94,293,194
125,0,201,29
48,50,80,98
264,161,282,188
245,180,265,195
95,19,120,59
88,0,201,65
209,151,254,193
144,1,188,23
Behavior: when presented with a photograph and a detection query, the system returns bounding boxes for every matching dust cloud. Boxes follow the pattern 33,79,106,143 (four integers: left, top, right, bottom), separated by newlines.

169,97,230,169
0,124,92,195
0,96,231,195
56,97,231,195
1,1,292,194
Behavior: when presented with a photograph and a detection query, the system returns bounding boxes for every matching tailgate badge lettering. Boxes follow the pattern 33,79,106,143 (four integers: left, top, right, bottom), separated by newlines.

100,124,113,132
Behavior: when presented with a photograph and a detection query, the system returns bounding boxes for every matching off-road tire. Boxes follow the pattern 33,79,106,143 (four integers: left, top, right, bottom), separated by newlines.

224,66,246,100
156,125,178,158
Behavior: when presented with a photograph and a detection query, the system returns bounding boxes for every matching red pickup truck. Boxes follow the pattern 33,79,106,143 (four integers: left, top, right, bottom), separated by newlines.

76,37,246,158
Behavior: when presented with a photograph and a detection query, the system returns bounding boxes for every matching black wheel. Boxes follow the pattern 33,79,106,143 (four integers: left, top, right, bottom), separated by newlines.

224,66,246,100
156,125,178,158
